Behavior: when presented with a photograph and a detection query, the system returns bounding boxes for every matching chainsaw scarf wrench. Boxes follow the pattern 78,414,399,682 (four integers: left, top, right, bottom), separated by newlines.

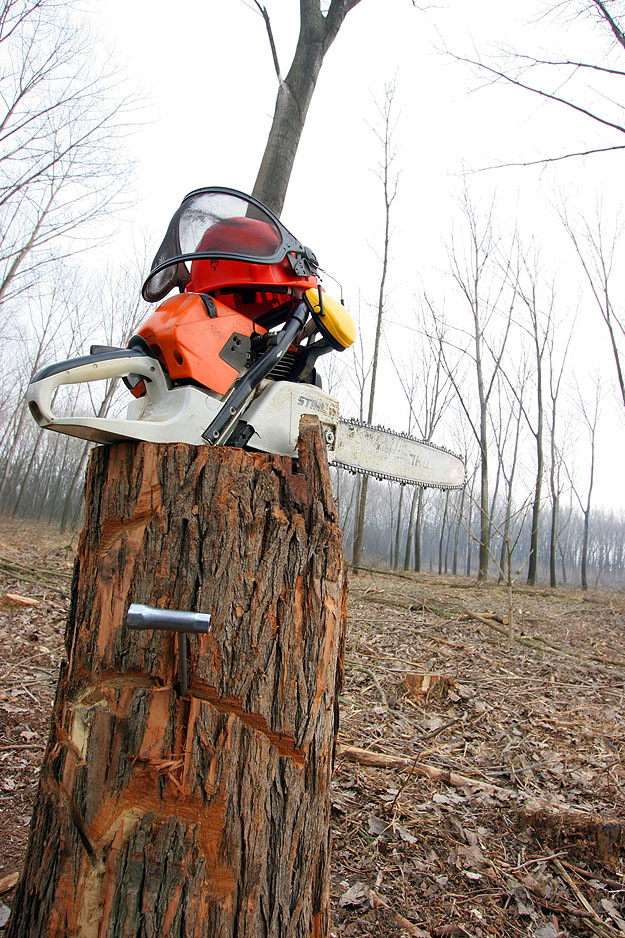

26,186,464,489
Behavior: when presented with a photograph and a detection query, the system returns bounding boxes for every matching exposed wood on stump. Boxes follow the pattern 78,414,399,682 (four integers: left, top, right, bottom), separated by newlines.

8,415,347,938
519,801,625,867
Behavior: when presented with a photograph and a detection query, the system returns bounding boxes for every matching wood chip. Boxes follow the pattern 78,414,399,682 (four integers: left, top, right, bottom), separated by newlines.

1,593,41,608
0,872,19,894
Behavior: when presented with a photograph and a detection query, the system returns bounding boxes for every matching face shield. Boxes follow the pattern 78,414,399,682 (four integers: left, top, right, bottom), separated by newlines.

142,187,318,303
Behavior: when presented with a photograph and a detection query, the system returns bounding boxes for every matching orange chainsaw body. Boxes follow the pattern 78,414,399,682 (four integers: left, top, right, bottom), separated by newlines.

136,292,267,396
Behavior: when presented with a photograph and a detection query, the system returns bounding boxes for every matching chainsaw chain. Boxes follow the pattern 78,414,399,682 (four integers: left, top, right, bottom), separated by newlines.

329,417,466,491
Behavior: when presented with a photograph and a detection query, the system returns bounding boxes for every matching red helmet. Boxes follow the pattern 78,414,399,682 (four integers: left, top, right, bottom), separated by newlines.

142,187,319,304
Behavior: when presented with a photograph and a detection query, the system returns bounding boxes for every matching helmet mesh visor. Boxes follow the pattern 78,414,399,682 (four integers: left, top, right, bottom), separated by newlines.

144,190,284,302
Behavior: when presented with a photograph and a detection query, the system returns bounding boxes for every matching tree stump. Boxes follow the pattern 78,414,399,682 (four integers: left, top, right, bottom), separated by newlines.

8,416,347,938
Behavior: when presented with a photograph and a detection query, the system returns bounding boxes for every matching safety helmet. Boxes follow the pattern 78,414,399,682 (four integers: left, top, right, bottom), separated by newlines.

142,187,319,304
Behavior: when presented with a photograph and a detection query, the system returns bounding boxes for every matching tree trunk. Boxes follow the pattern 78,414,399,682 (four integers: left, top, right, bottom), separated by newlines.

393,485,404,569
438,490,449,575
403,486,418,571
8,417,347,938
465,496,474,578
351,473,369,567
527,387,544,586
477,435,490,581
252,0,363,217
549,492,558,588
413,488,424,573
452,487,464,576
581,506,591,592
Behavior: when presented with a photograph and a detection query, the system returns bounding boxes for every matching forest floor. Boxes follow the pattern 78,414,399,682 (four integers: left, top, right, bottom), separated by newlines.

0,521,623,937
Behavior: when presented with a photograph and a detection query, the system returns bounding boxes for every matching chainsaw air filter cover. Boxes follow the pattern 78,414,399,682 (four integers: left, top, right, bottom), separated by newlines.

142,187,319,303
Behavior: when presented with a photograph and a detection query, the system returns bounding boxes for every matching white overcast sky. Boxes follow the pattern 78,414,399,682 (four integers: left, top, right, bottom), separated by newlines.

91,0,625,508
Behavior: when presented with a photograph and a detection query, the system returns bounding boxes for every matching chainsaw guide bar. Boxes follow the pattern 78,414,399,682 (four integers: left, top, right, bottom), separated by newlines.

332,419,465,489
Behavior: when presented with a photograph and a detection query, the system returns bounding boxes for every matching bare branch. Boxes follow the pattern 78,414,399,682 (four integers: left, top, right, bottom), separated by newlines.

506,51,625,78
590,0,625,51
456,55,625,137
464,144,625,173
252,1,282,82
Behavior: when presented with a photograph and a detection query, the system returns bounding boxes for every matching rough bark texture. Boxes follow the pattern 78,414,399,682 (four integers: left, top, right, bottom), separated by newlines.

8,416,347,938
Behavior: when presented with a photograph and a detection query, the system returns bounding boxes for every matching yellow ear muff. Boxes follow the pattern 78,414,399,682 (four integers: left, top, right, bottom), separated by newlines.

305,288,356,351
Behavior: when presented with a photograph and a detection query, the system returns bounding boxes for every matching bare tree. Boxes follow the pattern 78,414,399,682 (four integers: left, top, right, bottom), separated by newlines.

568,378,603,590
434,192,516,580
491,361,527,582
250,0,364,215
561,204,625,409
391,305,455,570
508,255,557,584
352,80,399,566
546,312,575,586
0,0,134,313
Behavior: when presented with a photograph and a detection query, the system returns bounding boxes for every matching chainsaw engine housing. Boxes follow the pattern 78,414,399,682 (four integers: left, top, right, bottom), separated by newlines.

136,292,267,397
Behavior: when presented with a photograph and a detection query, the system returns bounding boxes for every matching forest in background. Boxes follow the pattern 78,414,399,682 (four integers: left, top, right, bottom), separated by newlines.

0,0,624,590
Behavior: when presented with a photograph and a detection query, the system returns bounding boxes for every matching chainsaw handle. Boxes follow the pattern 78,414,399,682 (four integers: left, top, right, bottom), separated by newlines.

202,301,308,445
27,351,169,426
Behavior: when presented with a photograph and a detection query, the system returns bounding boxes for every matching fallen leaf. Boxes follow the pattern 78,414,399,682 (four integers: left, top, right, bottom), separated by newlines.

368,815,387,837
511,885,534,917
339,881,369,908
395,822,418,844
601,897,625,931
457,843,486,870
0,904,9,927
533,926,558,938
522,874,547,897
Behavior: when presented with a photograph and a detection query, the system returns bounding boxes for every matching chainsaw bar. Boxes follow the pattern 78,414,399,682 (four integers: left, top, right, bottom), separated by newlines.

330,418,465,490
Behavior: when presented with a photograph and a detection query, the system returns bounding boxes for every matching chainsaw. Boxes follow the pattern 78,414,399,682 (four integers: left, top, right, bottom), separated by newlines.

26,186,464,489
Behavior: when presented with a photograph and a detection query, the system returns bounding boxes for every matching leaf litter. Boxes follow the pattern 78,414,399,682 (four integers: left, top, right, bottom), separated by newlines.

333,568,625,937
0,524,623,936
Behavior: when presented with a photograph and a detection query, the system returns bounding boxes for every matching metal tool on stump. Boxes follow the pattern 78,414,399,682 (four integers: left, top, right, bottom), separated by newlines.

127,603,211,696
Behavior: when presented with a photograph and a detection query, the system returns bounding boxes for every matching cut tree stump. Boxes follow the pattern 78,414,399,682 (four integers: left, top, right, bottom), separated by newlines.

8,416,347,938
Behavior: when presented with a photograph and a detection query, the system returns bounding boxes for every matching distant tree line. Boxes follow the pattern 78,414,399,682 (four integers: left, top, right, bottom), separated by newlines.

336,472,625,588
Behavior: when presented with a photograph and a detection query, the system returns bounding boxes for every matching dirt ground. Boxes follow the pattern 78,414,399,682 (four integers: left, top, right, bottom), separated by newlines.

0,520,623,937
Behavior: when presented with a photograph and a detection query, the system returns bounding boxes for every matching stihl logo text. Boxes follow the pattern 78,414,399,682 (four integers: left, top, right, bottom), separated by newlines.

298,395,328,414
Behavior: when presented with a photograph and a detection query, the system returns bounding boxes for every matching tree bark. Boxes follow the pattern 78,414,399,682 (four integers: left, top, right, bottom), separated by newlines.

8,416,347,938
438,490,449,575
